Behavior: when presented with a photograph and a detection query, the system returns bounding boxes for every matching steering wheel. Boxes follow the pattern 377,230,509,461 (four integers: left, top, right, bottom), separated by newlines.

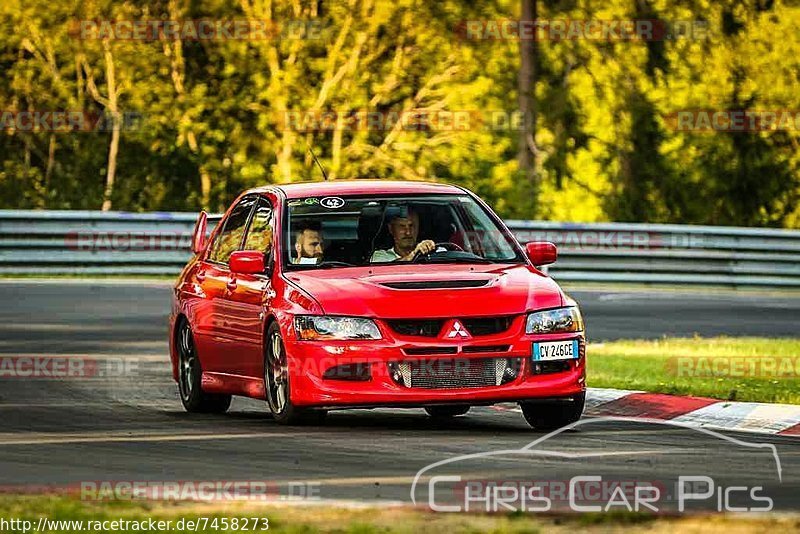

433,241,464,252
411,241,464,262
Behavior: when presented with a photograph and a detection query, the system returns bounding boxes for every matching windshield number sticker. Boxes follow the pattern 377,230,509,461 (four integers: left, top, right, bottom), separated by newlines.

320,197,345,209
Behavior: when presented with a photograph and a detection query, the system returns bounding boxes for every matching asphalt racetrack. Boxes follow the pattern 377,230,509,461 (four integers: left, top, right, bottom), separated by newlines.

1,280,799,511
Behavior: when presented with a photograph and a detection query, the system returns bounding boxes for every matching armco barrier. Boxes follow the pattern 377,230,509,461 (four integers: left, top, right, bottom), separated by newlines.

1,210,799,287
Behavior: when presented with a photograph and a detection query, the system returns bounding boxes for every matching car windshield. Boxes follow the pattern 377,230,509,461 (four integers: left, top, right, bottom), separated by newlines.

284,194,524,269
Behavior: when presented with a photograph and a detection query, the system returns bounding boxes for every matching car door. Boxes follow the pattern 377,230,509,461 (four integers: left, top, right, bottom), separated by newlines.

224,196,276,379
195,195,257,374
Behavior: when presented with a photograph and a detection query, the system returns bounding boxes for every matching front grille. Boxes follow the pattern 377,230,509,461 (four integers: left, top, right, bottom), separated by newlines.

394,358,521,389
388,319,444,337
387,317,515,338
462,345,511,354
461,317,515,336
380,280,489,290
404,347,458,356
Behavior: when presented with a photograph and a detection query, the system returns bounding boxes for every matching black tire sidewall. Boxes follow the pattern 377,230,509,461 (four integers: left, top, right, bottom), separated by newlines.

265,323,295,422
521,393,585,430
264,323,326,425
178,322,203,410
178,320,231,414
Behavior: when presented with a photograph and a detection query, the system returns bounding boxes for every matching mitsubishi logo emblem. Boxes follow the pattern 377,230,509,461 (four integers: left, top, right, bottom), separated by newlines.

446,320,470,339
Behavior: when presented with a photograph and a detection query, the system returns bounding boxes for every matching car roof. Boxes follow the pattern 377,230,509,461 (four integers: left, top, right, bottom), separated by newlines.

248,180,465,199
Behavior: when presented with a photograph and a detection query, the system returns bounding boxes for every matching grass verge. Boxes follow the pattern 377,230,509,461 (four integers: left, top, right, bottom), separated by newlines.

0,495,797,533
588,336,800,404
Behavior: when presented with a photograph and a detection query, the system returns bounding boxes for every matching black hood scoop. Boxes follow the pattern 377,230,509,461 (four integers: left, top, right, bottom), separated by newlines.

379,279,490,290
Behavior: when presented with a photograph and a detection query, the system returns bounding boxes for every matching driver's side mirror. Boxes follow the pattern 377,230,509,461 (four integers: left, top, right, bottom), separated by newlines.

230,251,267,275
525,241,557,266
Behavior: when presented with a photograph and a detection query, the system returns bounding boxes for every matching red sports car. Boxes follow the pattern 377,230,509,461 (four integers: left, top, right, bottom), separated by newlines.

170,180,585,429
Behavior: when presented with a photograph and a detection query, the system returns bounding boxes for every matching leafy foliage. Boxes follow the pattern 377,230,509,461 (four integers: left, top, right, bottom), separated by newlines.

0,0,797,226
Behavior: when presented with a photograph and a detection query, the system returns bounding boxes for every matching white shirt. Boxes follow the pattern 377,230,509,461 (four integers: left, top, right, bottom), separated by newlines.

370,247,401,262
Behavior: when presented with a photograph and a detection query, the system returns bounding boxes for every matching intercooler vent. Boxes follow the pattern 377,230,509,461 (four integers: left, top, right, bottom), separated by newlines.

380,279,489,290
391,358,521,389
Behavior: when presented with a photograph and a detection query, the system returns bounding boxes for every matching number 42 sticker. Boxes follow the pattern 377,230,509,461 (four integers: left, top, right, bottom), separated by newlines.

320,197,344,209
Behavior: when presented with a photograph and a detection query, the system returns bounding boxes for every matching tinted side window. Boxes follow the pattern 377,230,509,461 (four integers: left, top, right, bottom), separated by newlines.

242,199,274,255
208,196,257,264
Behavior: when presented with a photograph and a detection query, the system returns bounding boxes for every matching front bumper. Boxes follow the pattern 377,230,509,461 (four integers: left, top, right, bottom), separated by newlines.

287,319,585,407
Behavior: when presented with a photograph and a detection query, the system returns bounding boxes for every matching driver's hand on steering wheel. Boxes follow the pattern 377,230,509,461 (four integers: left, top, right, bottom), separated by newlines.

413,240,436,256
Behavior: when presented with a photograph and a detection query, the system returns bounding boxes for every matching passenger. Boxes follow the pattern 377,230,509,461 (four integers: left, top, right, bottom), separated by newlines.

293,220,324,264
292,221,325,264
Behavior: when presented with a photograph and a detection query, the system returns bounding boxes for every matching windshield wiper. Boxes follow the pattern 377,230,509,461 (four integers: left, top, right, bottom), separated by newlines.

290,260,357,269
315,260,357,268
424,256,494,264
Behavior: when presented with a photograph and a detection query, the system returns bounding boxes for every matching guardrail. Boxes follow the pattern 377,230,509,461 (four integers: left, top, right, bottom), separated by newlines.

1,210,799,287
508,220,800,287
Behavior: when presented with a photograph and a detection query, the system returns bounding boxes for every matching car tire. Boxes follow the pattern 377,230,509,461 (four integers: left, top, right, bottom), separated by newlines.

424,405,470,418
264,322,327,426
520,393,585,431
177,320,232,414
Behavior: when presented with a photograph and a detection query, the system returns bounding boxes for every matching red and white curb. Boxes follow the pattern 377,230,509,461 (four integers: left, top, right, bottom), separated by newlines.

586,388,800,437
493,388,800,436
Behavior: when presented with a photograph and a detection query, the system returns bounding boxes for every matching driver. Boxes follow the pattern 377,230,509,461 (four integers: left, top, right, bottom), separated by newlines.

370,209,435,262
293,220,324,264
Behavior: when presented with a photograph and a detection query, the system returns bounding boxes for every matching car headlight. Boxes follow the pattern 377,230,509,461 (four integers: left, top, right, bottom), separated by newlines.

294,316,382,341
526,307,584,334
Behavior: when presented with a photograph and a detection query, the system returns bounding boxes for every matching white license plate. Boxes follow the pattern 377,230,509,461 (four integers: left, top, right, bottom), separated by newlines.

532,340,579,361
